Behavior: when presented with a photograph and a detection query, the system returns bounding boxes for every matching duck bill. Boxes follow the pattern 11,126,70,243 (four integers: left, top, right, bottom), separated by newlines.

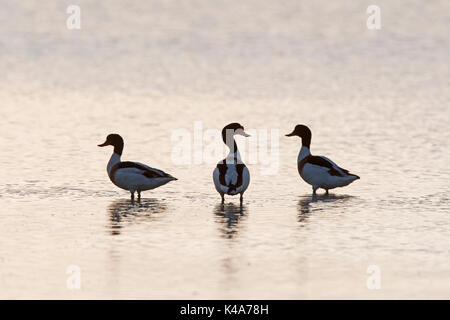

285,132,295,137
98,141,109,147
236,128,250,137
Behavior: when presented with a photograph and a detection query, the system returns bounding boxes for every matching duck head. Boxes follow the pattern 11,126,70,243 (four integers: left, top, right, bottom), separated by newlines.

222,123,250,137
286,124,311,148
222,122,250,140
98,133,124,155
222,123,250,151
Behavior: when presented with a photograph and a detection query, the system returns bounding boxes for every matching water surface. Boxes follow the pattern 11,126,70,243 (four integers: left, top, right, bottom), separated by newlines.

0,0,449,298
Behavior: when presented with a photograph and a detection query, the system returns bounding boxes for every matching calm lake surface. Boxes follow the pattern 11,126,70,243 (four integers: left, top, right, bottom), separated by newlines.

0,1,449,298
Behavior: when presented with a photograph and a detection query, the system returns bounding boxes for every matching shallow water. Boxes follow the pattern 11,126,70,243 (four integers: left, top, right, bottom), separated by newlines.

0,1,449,298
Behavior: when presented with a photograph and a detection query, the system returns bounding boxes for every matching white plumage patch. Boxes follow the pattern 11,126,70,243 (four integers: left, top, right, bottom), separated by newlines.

297,147,359,191
301,163,357,190
213,163,250,196
105,153,175,192
113,167,174,192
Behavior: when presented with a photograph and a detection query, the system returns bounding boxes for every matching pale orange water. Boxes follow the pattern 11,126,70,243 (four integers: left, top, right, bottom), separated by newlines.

0,1,449,299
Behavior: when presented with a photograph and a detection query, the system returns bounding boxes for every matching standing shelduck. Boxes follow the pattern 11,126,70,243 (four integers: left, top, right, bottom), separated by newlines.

286,124,359,194
213,123,251,204
98,134,177,201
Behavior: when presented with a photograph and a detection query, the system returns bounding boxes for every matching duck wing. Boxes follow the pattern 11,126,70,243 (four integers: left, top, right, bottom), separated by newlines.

300,156,353,177
132,162,174,178
318,156,352,175
111,161,173,180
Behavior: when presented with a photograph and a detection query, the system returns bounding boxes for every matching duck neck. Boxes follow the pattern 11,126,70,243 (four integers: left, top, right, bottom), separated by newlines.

301,135,311,149
113,141,124,156
227,142,242,163
223,130,239,154
107,152,121,175
223,134,241,164
298,145,311,163
227,147,242,163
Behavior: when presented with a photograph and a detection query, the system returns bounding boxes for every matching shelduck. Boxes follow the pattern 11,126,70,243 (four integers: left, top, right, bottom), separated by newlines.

213,123,251,204
286,124,359,194
98,134,177,201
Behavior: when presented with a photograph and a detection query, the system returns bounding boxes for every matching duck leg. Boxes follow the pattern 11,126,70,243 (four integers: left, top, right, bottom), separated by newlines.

240,193,243,205
325,189,329,195
221,194,225,204
312,185,319,195
130,191,135,202
137,191,141,202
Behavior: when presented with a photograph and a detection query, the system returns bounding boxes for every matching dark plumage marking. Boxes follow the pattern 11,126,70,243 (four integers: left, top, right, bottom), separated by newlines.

110,161,169,182
298,155,353,177
217,160,246,194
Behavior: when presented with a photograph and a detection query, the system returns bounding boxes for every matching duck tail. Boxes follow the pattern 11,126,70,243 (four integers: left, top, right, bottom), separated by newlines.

166,174,177,181
350,173,360,180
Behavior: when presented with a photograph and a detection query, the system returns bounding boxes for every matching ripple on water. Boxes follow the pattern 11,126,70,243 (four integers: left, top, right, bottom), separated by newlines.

0,183,120,200
107,198,169,236
213,202,248,239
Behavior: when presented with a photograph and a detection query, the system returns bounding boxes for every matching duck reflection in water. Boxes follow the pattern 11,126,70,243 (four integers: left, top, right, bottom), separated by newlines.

297,193,353,222
214,203,247,239
108,198,167,235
